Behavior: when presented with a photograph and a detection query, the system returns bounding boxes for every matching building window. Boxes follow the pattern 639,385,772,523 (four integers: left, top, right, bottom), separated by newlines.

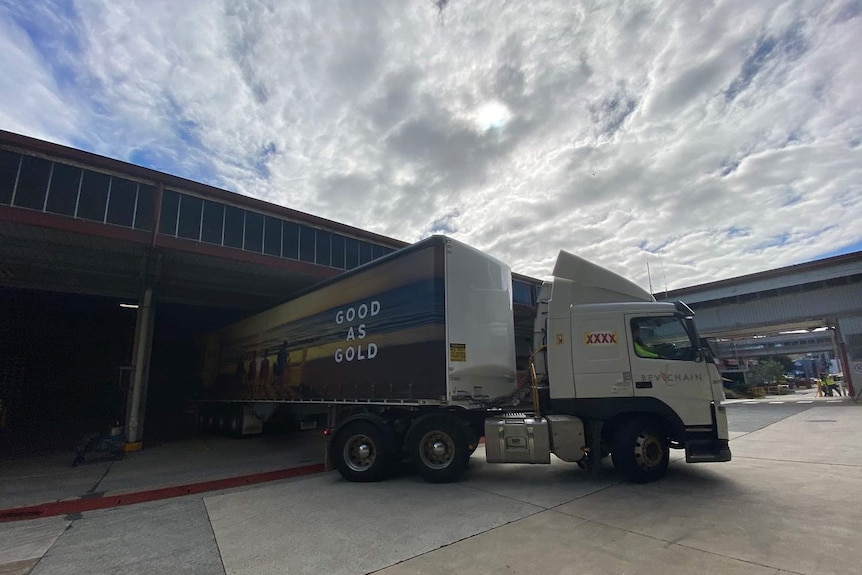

134,185,154,231
12,155,51,210
372,244,387,260
244,211,264,252
106,177,138,227
331,234,346,269
299,225,315,263
223,205,244,248
159,189,180,235
177,194,203,240
512,281,535,306
0,150,21,205
316,230,331,267
345,238,359,270
201,200,224,245
45,162,81,216
282,221,299,259
77,169,110,222
263,216,281,257
359,241,373,265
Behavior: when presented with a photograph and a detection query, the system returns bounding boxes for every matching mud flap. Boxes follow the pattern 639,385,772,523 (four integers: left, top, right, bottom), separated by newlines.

685,439,732,463
324,441,333,472
585,420,604,477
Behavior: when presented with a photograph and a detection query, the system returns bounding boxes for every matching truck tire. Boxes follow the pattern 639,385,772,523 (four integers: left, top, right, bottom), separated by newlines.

333,421,389,482
408,417,471,483
612,419,669,483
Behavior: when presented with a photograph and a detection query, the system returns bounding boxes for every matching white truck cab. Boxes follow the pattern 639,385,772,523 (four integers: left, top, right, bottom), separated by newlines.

523,250,731,480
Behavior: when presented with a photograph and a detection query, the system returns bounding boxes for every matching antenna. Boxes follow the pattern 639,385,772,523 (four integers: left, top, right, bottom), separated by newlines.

646,261,654,296
659,257,668,301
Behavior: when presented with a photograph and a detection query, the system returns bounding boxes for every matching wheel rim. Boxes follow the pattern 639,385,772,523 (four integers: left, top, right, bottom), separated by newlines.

419,430,455,469
343,434,376,472
634,432,664,470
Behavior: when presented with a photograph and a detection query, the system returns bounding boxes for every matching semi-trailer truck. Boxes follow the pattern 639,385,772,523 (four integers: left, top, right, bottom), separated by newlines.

197,235,730,483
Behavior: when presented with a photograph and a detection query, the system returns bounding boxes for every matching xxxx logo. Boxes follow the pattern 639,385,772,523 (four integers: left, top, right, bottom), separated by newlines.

584,331,618,345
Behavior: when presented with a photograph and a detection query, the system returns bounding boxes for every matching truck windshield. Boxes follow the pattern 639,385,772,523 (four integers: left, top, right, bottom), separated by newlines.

631,316,698,361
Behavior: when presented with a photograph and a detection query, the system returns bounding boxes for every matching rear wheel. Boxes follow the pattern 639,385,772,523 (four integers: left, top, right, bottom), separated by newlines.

333,421,390,482
612,419,669,483
408,417,471,483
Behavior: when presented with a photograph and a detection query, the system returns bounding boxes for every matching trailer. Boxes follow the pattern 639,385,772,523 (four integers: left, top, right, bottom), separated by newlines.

197,236,730,483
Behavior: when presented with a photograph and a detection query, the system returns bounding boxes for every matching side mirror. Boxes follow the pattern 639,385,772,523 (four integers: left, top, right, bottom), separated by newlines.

695,349,705,363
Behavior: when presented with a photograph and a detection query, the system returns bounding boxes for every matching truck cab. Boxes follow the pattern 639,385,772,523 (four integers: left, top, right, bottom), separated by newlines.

538,251,731,480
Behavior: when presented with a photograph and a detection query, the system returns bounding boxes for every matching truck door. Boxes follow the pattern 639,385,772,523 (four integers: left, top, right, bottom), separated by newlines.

570,312,632,398
625,314,714,427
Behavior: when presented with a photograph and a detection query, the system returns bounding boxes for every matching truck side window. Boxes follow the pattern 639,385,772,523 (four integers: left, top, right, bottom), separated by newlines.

631,317,696,361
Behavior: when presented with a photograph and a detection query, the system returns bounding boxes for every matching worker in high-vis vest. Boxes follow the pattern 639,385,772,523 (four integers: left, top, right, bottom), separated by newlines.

822,373,842,397
632,323,660,359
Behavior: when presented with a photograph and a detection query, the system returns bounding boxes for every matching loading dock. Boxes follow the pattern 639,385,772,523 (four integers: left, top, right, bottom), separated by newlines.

0,130,408,456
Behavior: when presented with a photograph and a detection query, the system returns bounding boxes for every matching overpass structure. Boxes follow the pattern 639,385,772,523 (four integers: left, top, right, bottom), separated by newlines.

662,252,862,394
712,331,835,360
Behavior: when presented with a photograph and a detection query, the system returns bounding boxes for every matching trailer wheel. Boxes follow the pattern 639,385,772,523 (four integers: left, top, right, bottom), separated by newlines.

333,421,389,482
612,419,669,483
408,417,470,483
229,410,243,436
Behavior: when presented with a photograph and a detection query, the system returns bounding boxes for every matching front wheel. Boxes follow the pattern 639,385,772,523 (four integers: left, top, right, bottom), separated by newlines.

612,419,669,483
332,421,390,482
408,417,471,483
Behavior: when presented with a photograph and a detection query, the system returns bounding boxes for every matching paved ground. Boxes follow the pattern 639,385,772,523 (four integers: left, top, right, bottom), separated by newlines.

1,399,860,575
0,432,326,511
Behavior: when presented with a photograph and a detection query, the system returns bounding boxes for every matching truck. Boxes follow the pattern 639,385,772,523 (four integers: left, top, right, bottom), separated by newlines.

197,235,731,483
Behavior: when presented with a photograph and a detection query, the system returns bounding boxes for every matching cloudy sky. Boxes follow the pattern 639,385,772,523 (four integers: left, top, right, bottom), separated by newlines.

1,0,860,289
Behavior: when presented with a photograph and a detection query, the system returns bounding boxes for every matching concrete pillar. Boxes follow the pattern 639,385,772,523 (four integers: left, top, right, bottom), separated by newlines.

126,286,155,447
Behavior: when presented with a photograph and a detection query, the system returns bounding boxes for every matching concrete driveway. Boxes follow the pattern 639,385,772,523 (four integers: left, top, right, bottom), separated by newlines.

2,402,859,575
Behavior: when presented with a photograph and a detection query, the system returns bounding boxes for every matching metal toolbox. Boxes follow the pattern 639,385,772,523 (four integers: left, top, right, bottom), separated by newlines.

484,416,551,464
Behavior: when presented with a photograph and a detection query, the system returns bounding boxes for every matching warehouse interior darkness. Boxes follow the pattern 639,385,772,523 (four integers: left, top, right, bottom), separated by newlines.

0,288,247,457
0,130,421,457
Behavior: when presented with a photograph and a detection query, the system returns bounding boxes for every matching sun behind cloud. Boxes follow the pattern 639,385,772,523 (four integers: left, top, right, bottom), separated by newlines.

0,0,860,289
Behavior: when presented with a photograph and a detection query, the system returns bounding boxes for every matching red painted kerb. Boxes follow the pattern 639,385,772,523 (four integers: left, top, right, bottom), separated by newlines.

0,464,325,523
